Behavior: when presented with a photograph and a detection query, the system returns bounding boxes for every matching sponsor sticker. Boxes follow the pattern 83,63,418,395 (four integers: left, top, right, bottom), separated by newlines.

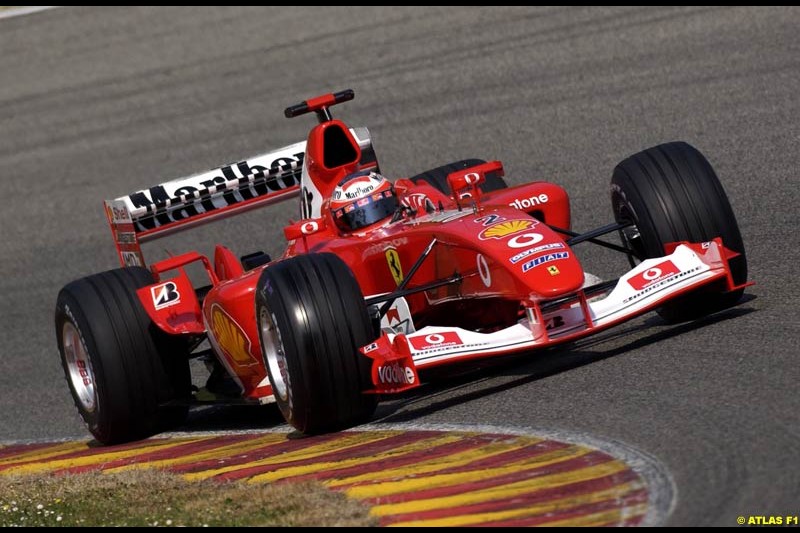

479,219,535,240
385,248,404,286
477,254,491,287
622,265,699,304
509,193,549,210
463,172,481,185
115,231,137,244
125,149,305,233
627,260,680,290
121,251,143,267
363,342,379,354
76,359,91,386
151,281,180,310
507,232,544,249
474,214,506,226
377,364,416,385
521,252,570,272
343,183,375,199
210,305,258,366
409,332,463,351
509,242,565,264
300,221,319,234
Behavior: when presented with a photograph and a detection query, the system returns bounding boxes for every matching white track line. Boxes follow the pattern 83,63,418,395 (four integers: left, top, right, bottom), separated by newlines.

0,6,58,20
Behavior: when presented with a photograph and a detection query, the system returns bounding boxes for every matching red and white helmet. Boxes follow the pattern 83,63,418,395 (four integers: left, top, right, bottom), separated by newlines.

330,170,398,233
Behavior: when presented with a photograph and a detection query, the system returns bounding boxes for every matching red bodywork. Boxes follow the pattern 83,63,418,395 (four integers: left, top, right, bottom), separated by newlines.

109,92,749,404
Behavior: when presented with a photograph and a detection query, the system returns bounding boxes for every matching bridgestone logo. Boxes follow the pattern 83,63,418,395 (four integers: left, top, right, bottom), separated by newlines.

509,194,549,210
622,266,701,304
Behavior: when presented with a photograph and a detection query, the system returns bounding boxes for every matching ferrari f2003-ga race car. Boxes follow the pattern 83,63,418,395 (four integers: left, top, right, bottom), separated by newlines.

56,89,751,444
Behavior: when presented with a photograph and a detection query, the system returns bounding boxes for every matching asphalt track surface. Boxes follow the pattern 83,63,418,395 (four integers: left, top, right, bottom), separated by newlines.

0,6,798,526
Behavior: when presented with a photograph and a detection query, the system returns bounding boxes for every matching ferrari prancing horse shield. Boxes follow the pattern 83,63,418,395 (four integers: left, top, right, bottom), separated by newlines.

385,248,404,286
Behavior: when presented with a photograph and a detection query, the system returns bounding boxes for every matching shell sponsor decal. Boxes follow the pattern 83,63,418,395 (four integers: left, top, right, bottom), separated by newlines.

479,220,536,240
209,304,258,366
0,428,663,526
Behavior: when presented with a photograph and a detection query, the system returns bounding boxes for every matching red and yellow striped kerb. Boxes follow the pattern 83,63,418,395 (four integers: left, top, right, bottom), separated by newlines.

0,430,649,526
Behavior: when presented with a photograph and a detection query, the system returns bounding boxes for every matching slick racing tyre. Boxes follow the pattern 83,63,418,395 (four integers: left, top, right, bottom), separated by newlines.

610,141,747,322
410,158,508,194
55,267,191,444
255,253,377,434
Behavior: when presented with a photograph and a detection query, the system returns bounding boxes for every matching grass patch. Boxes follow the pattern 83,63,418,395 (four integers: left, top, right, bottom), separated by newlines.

0,469,377,527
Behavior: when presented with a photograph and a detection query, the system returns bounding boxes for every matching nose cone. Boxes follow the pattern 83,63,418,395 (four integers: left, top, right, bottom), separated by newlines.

516,249,585,297
455,208,587,300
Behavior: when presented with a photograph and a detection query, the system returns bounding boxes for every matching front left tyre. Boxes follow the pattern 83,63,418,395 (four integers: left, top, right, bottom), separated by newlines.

255,253,377,434
55,267,191,444
610,141,748,322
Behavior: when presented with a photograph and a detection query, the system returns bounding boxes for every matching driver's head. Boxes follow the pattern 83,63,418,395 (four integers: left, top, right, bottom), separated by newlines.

330,170,398,233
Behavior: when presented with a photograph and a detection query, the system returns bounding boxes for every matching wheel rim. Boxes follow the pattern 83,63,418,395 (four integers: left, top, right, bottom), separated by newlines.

259,307,289,402
62,322,96,412
616,203,645,268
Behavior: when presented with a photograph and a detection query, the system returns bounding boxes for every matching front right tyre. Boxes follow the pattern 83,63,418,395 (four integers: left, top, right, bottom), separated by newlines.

55,267,191,444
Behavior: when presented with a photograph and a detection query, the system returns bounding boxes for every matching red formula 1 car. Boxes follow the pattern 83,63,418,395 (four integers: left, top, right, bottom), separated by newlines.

56,89,751,444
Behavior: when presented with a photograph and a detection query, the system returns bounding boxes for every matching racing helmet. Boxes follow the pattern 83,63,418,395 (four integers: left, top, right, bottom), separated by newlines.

330,170,398,233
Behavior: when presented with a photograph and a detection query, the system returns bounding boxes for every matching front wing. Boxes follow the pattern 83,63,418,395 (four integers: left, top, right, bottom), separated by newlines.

361,239,749,393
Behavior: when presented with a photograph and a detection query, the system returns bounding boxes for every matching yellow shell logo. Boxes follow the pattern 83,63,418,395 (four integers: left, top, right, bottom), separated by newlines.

211,305,257,366
480,220,534,240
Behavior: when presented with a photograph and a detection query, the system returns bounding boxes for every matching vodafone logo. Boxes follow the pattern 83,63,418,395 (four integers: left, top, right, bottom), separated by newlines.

508,233,544,249
643,267,662,280
464,172,480,184
377,364,416,385
300,221,319,235
627,260,680,290
477,254,491,287
409,332,463,351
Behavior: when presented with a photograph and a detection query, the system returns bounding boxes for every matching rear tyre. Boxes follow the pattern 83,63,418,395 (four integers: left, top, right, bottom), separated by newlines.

255,253,377,434
410,158,508,194
55,267,191,444
610,141,747,322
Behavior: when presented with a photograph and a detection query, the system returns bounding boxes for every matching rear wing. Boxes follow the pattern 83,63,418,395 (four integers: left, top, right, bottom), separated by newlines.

104,128,376,268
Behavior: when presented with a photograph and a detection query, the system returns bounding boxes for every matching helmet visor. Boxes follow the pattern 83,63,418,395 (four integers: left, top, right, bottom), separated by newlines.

334,192,398,231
